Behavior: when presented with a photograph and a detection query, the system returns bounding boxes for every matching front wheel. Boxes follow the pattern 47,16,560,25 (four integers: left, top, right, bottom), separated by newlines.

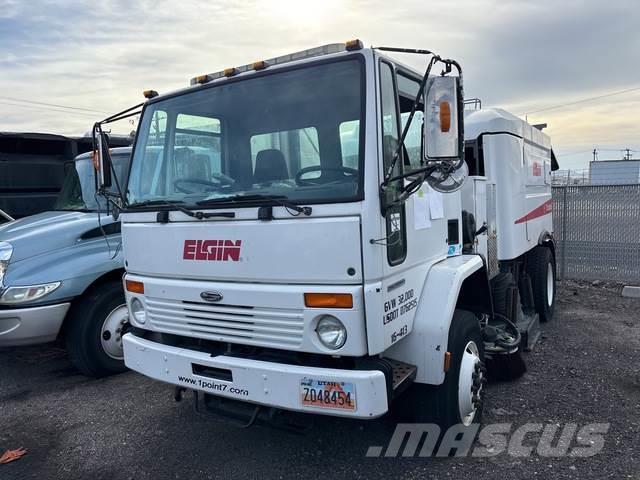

65,281,128,377
399,309,486,430
528,246,556,322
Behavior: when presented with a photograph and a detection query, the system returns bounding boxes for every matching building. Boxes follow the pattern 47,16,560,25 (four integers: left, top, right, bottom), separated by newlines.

589,159,640,185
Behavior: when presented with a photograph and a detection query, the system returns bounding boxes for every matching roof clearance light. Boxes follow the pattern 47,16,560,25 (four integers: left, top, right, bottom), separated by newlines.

252,60,269,71
143,90,159,99
345,39,363,51
195,74,211,84
223,67,239,77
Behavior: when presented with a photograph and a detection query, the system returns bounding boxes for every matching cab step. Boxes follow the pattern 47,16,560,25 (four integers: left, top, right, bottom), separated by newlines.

388,359,417,397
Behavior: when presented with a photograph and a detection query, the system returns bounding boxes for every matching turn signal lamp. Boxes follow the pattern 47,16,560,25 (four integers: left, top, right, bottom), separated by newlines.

125,279,145,294
143,90,159,99
439,101,452,132
92,150,100,171
305,293,353,309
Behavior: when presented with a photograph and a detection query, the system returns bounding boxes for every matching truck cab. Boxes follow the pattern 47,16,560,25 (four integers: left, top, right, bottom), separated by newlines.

0,147,132,376
114,42,556,430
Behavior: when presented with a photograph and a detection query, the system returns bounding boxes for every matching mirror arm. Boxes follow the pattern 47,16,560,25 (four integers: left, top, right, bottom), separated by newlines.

381,55,438,188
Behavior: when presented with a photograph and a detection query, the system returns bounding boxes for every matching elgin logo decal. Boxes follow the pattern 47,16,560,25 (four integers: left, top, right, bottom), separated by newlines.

183,240,242,262
532,161,542,177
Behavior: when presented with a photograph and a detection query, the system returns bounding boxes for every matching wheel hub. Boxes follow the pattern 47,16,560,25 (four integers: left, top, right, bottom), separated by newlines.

458,341,486,426
100,304,129,360
547,263,554,306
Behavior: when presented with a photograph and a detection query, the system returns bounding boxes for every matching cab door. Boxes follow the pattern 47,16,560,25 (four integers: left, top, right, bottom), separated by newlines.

373,60,414,353
369,61,453,355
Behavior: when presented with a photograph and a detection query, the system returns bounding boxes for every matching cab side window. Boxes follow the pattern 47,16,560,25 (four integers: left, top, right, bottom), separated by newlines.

380,61,407,265
397,73,424,173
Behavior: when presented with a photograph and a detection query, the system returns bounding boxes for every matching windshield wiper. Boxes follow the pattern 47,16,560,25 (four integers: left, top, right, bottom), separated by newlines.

127,200,235,220
197,194,312,216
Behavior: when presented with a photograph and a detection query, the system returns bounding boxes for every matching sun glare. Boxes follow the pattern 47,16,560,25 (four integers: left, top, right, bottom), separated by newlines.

265,0,338,22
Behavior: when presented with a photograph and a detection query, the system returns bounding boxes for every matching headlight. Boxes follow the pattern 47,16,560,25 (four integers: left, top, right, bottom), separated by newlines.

0,282,61,305
130,297,146,325
0,242,12,287
315,315,347,350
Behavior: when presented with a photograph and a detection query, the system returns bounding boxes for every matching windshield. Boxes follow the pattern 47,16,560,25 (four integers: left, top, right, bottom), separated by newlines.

54,153,129,211
127,58,364,207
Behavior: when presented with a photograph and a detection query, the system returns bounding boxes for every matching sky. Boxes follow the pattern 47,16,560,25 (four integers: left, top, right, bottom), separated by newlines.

0,0,638,170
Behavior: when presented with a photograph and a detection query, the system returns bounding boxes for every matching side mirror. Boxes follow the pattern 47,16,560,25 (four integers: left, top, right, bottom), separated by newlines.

424,76,462,160
93,128,112,190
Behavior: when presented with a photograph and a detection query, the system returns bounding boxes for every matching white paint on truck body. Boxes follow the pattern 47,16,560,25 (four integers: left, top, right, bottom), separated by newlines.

465,108,553,261
119,44,553,418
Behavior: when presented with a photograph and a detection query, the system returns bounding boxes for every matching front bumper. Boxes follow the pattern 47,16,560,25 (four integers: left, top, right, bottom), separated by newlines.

123,333,389,419
0,303,70,346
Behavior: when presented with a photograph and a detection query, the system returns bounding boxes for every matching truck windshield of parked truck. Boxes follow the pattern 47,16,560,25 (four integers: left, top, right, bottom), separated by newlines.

126,58,364,208
54,152,129,212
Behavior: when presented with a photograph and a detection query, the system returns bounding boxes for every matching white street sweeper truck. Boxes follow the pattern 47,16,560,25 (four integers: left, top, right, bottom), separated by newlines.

93,40,558,432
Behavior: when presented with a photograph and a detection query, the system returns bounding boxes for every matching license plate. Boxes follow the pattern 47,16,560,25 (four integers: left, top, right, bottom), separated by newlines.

300,378,356,411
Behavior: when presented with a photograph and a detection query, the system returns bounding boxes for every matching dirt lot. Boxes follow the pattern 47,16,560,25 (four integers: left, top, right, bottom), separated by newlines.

1,281,639,479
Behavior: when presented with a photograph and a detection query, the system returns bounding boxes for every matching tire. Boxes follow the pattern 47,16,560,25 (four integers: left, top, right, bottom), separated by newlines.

528,246,556,322
487,273,528,381
400,309,486,430
490,272,516,319
65,280,128,377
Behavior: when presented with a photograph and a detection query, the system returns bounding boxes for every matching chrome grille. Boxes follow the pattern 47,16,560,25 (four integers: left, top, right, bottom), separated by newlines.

146,297,305,349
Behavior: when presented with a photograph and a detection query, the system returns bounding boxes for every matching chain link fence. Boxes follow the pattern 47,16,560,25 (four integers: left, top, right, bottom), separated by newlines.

552,184,640,283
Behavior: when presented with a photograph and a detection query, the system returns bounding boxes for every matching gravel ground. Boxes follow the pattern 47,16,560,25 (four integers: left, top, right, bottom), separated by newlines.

1,281,639,479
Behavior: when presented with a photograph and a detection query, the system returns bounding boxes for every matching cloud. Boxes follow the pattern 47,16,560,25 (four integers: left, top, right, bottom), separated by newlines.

0,0,638,168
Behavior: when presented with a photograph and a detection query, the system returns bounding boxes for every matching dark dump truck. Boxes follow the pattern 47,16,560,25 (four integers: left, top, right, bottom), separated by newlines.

0,132,131,222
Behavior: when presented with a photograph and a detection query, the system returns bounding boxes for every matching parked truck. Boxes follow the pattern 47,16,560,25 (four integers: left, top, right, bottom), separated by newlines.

0,147,131,376
96,41,558,431
0,132,131,220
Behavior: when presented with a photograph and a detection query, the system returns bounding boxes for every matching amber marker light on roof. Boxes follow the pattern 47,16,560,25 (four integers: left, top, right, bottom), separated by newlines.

143,90,159,99
252,60,269,71
223,67,239,77
345,39,364,51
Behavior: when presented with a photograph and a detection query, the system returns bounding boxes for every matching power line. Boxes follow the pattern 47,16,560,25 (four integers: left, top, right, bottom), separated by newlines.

0,95,110,114
0,100,100,118
519,86,640,116
555,149,593,158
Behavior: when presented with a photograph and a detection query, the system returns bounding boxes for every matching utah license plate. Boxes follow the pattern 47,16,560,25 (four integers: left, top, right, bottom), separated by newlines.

300,378,356,411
